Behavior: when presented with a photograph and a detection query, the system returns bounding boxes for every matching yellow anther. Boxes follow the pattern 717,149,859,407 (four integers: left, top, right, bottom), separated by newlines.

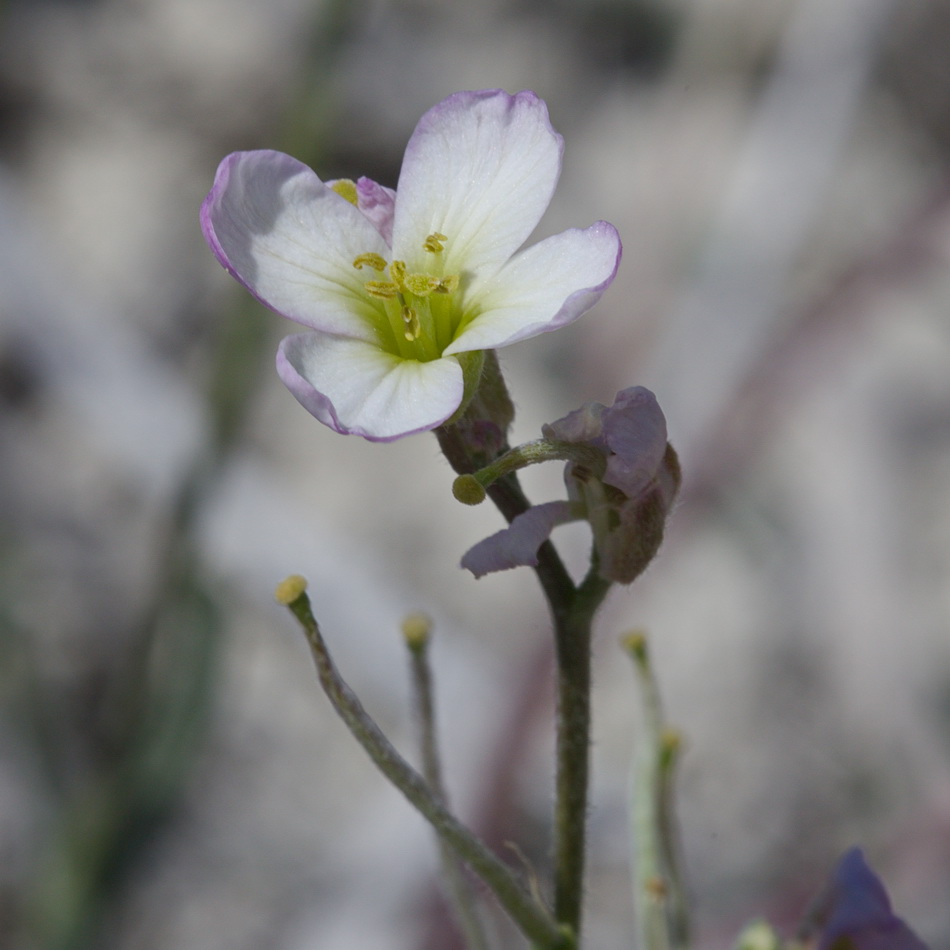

330,179,359,205
436,274,459,294
404,273,442,296
365,280,399,299
353,252,388,271
423,232,447,253
402,306,421,341
389,260,407,289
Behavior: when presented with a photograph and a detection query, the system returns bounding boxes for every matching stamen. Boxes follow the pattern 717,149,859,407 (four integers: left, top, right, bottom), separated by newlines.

435,275,459,294
331,179,359,205
353,253,388,271
423,232,448,253
389,260,408,290
402,306,421,341
404,273,442,297
365,280,400,299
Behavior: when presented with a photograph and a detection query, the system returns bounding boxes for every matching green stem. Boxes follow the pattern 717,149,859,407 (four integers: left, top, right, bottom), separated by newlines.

405,623,491,950
283,588,568,949
436,419,612,945
459,440,606,497
624,635,690,950
552,568,611,935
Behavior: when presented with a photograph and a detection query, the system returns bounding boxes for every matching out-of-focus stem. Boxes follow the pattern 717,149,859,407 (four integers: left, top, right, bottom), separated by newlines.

403,617,491,950
280,583,570,949
623,634,690,950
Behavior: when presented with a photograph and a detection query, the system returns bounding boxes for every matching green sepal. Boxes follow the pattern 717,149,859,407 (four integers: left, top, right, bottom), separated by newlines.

444,349,486,426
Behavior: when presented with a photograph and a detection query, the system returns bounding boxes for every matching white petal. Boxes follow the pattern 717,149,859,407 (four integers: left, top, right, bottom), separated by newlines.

391,90,562,278
201,151,388,341
276,333,464,441
444,221,621,355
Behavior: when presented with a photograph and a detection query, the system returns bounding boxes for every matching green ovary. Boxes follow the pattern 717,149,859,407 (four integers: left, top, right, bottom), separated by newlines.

354,233,466,362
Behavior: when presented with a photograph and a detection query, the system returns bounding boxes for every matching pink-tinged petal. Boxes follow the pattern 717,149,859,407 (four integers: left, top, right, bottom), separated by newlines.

602,387,668,499
277,333,464,441
392,90,563,277
325,176,396,244
443,221,621,356
356,177,396,245
461,501,579,577
201,151,386,341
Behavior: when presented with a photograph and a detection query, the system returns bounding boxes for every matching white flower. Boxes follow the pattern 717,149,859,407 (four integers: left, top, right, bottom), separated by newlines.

201,90,622,441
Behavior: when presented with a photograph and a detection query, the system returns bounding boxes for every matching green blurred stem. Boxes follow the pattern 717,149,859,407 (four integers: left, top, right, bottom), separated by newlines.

405,628,491,950
625,636,690,950
284,591,569,950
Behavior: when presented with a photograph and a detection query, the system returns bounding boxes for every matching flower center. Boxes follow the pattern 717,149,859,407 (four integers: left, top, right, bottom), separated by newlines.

353,233,462,362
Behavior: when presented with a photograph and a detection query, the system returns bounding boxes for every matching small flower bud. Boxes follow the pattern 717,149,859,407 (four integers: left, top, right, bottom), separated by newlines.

659,727,683,771
453,474,487,505
620,630,648,664
733,921,782,950
275,574,308,605
401,612,432,653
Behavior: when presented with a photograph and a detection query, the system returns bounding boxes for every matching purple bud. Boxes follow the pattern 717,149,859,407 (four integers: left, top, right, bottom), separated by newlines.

808,849,929,950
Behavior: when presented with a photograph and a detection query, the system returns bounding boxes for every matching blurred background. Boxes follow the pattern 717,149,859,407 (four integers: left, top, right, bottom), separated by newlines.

1,0,949,947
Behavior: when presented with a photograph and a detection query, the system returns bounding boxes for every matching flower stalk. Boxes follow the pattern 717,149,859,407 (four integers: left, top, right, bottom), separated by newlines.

551,566,612,932
622,633,690,950
402,615,491,950
276,577,569,949
437,405,611,942
453,440,607,506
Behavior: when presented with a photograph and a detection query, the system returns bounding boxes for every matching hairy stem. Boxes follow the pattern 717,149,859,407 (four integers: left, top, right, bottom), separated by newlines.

552,568,611,934
282,588,569,949
437,414,612,944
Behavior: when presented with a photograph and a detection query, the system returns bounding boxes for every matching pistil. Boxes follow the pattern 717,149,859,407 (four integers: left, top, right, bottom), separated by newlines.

352,234,460,362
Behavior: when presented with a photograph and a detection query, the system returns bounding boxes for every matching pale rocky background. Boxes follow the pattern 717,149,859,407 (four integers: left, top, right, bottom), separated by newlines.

1,0,949,948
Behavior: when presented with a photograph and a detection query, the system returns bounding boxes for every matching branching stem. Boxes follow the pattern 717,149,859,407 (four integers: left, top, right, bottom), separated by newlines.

282,588,569,949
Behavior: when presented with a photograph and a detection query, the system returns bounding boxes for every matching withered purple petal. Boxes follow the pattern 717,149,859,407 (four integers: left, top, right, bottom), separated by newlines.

601,387,669,498
542,400,609,447
461,501,579,577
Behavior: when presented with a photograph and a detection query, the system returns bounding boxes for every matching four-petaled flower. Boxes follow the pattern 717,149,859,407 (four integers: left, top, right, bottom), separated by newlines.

201,90,622,441
462,387,680,583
